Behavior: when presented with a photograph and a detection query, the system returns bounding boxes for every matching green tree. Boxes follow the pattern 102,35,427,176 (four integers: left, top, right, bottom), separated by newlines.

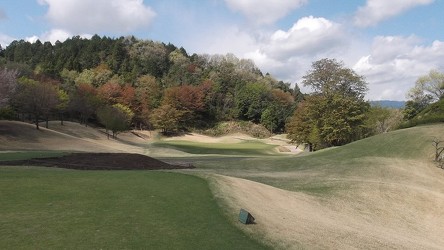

235,82,271,122
365,106,403,135
56,89,69,125
12,78,59,129
302,58,368,99
97,103,134,138
287,58,369,150
408,69,444,103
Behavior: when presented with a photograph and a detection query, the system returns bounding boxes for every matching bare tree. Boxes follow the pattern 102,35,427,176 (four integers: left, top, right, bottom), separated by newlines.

0,68,18,107
432,137,444,168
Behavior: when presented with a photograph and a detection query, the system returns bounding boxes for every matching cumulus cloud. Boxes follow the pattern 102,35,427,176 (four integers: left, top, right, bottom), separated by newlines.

0,33,15,47
38,0,156,34
262,16,346,61
354,0,434,27
224,0,307,24
26,29,92,44
353,36,444,100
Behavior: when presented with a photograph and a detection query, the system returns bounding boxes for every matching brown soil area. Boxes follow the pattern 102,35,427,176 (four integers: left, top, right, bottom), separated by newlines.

0,153,195,170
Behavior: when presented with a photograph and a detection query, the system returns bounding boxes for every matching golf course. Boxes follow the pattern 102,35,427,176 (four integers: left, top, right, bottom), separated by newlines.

1,120,443,249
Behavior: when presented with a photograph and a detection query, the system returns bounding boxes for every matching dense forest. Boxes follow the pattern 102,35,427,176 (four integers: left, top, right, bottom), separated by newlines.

0,35,440,149
0,35,302,134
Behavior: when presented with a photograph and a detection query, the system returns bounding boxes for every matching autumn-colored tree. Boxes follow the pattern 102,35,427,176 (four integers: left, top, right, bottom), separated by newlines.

97,82,122,104
69,83,101,126
149,104,184,133
162,84,208,127
286,97,320,150
120,85,136,107
133,75,162,129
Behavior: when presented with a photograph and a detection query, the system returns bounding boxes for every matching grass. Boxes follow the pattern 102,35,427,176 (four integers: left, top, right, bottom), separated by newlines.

0,167,270,250
185,124,443,196
0,151,68,161
152,140,277,156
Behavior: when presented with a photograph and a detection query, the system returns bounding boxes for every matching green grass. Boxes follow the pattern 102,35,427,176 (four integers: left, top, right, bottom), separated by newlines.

186,124,443,195
0,151,68,161
0,167,269,250
152,140,277,155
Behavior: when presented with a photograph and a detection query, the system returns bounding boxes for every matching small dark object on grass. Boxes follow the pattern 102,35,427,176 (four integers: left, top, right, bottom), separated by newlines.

239,208,255,224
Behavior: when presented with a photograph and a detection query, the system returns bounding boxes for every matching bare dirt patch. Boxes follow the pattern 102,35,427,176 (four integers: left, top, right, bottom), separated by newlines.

0,153,195,170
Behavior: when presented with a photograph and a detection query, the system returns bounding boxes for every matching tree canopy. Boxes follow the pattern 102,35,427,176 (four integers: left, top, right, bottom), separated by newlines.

287,59,369,150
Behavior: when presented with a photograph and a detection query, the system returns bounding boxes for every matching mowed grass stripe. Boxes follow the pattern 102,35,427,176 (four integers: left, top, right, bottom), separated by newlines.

152,140,277,155
0,168,269,250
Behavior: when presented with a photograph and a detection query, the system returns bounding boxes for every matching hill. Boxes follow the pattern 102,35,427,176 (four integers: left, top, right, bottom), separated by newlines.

370,100,405,108
205,125,444,249
0,120,147,153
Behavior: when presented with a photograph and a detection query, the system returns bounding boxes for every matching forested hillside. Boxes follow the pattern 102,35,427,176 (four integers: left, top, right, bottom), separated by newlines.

1,35,418,149
0,35,302,133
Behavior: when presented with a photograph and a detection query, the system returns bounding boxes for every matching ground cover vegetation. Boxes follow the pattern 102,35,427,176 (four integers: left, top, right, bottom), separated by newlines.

0,121,443,248
0,161,269,249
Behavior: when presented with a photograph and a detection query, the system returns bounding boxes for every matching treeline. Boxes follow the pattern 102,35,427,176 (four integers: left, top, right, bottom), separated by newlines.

0,35,302,134
2,35,429,149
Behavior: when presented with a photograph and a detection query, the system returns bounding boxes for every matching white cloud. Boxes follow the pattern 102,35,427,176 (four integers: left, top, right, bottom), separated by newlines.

353,36,444,100
190,16,350,91
224,0,307,25
354,0,434,27
0,33,15,47
26,29,92,44
38,0,156,34
263,16,346,61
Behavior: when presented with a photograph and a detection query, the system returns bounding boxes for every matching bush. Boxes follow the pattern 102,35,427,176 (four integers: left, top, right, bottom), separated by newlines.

203,121,271,138
0,107,17,120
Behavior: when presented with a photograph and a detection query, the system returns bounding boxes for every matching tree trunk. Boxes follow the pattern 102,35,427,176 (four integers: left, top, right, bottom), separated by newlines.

60,113,64,126
46,117,49,128
35,115,40,130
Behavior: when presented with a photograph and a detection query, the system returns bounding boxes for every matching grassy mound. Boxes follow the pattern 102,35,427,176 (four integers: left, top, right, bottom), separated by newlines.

204,124,444,249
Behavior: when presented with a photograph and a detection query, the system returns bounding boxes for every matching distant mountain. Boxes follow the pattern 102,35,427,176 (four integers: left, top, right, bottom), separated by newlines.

370,100,405,109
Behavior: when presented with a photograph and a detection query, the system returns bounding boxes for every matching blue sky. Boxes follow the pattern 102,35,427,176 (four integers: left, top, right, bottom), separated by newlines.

1,0,443,101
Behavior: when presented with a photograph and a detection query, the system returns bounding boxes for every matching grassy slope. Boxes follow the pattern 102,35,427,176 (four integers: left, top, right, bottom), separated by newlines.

190,124,444,194
152,140,278,156
0,165,269,250
199,124,444,249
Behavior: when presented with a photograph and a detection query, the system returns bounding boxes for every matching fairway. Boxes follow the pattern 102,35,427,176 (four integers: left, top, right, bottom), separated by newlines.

1,121,444,249
153,140,278,155
0,167,269,250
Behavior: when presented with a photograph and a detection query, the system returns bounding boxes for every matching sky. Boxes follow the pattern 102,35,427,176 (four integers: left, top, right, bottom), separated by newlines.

1,0,443,101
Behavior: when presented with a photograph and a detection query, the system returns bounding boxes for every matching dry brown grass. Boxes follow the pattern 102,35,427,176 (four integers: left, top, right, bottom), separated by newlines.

2,120,444,249
210,165,444,249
